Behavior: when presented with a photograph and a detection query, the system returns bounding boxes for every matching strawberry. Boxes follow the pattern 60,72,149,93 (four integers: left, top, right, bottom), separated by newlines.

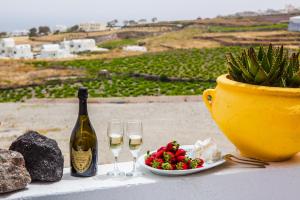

150,152,157,157
171,164,176,169
145,151,156,166
189,158,204,169
176,162,189,170
162,162,174,170
175,149,186,157
187,159,191,166
145,156,154,166
151,158,163,169
156,148,166,158
176,156,190,163
189,160,198,169
166,141,179,152
163,151,175,162
192,158,204,166
157,146,167,152
197,158,204,167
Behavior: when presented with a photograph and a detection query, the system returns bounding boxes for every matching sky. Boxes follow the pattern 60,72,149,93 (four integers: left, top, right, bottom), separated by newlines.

1,0,300,31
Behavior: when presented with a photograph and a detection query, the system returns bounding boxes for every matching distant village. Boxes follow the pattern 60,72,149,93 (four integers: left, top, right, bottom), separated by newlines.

224,4,300,17
0,18,156,59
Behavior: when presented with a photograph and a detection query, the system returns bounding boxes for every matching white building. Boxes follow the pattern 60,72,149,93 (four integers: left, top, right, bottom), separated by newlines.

52,25,68,33
79,22,107,32
70,39,96,52
39,44,75,59
288,16,300,32
0,38,33,59
0,38,15,55
123,45,147,52
60,39,107,53
8,44,33,59
60,40,71,51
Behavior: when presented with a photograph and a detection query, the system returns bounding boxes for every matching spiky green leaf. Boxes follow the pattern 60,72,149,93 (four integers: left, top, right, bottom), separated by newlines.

261,50,271,73
258,46,264,62
247,48,260,76
236,55,253,80
267,44,273,67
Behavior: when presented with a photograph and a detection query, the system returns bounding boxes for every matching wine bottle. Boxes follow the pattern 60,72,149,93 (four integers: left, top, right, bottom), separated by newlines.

70,87,98,177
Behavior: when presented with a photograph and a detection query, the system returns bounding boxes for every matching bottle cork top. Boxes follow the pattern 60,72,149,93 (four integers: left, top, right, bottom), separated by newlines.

78,87,88,99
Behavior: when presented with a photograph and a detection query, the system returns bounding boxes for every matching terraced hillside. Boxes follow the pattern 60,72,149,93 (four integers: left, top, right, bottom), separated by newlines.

195,31,300,47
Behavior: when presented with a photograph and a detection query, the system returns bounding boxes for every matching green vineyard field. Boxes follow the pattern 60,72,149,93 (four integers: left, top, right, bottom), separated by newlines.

0,47,244,102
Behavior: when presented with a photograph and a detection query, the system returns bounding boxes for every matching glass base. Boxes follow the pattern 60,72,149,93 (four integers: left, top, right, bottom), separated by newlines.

107,170,125,177
126,171,143,177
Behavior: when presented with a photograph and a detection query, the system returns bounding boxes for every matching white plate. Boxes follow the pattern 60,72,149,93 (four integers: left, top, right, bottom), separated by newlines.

138,145,226,176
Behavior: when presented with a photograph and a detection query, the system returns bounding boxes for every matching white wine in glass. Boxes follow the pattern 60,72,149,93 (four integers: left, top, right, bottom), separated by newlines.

107,120,125,176
126,120,143,177
109,133,123,155
129,134,143,157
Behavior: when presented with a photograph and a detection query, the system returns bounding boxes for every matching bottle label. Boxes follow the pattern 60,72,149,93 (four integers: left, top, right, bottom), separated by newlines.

71,148,92,173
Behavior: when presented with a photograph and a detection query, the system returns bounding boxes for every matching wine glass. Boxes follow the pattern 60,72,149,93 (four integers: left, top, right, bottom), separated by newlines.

126,120,143,177
107,120,125,176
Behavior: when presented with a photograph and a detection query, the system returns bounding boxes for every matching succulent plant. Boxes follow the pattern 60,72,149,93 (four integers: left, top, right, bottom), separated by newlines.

226,44,300,87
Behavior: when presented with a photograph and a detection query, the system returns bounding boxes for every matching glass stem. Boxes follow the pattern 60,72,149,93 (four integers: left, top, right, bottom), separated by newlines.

132,157,137,172
114,156,119,171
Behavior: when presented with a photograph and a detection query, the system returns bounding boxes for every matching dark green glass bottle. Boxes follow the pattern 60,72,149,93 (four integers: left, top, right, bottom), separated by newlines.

70,87,98,177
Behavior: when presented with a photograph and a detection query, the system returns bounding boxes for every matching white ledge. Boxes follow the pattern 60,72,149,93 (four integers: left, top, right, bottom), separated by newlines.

3,154,300,200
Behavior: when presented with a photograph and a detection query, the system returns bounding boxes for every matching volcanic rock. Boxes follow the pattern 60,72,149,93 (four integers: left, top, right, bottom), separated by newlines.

0,149,31,193
10,131,64,182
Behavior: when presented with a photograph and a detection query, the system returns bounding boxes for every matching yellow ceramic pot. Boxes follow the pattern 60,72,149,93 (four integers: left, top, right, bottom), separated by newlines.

203,74,300,161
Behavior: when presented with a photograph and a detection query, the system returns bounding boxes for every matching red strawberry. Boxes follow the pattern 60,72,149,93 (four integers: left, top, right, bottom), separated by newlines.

197,158,204,167
166,141,179,152
175,149,186,157
151,158,163,169
176,156,190,163
150,152,157,157
192,158,204,166
157,146,167,152
163,151,175,162
189,160,198,169
156,148,166,158
187,159,191,166
176,162,189,170
145,151,155,166
189,158,204,169
145,156,154,166
171,164,176,169
162,162,174,170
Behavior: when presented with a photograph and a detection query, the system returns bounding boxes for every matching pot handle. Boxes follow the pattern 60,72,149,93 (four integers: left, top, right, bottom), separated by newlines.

203,89,215,114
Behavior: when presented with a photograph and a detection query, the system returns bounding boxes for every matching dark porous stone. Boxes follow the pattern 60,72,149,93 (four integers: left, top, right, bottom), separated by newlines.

9,131,64,182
